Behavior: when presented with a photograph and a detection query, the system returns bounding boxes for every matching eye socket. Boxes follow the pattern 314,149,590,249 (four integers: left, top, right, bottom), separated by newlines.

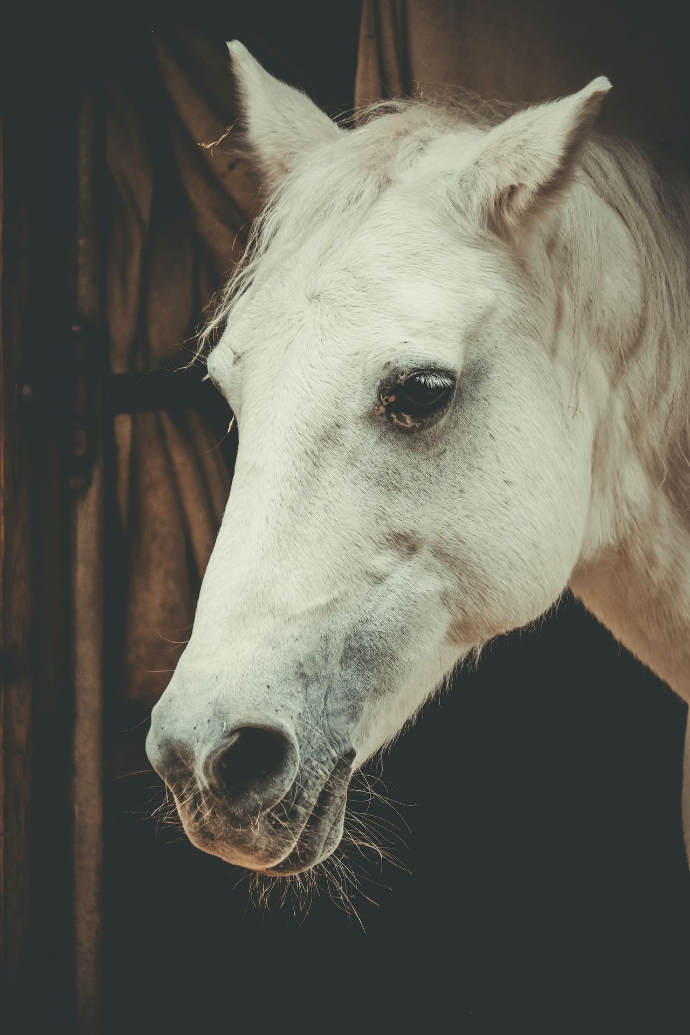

379,370,456,429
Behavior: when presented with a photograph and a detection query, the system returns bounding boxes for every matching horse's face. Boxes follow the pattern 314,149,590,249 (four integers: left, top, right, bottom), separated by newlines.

147,44,611,874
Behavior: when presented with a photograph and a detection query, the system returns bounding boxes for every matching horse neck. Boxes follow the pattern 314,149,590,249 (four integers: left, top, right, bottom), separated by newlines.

551,150,690,699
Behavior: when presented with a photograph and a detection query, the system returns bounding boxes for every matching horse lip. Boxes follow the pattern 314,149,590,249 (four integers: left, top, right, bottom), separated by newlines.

174,747,354,872
259,796,345,876
259,751,353,876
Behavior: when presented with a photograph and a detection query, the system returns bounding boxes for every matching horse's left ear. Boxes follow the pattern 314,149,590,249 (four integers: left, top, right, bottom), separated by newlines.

467,77,612,235
227,40,341,191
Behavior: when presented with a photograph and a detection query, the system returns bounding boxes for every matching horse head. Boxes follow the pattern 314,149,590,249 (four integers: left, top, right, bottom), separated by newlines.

147,43,614,875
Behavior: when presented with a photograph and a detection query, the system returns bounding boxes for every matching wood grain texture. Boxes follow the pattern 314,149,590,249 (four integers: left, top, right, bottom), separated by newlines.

2,25,81,1025
72,89,106,1035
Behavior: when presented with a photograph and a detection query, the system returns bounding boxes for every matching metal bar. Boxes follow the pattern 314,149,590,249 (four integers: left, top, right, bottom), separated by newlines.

106,367,214,414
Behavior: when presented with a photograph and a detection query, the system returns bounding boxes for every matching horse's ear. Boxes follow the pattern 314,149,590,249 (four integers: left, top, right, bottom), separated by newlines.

227,40,341,191
467,77,612,236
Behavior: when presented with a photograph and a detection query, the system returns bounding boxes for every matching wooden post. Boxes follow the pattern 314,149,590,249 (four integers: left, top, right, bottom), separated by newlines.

0,114,40,1012
1,28,102,1029
71,88,105,1034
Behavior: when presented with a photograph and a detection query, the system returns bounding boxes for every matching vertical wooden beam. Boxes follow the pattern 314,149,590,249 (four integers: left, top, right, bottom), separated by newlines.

0,110,35,1005
0,115,4,976
71,89,105,1034
2,24,84,1027
0,115,5,977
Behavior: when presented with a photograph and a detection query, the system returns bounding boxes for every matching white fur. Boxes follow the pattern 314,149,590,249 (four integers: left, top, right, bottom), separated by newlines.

148,43,690,872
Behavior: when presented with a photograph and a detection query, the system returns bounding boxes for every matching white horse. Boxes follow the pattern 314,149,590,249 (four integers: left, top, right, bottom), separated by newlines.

147,42,690,878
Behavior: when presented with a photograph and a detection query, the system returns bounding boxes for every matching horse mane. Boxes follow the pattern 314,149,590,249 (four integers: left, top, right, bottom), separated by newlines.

199,90,690,498
197,93,495,353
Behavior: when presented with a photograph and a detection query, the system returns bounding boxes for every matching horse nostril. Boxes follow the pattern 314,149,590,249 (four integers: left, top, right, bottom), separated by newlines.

146,731,190,789
205,725,299,813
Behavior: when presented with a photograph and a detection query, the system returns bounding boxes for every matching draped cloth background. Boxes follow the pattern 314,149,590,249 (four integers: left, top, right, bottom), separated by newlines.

111,4,689,707
354,0,683,148
106,18,358,704
107,28,254,704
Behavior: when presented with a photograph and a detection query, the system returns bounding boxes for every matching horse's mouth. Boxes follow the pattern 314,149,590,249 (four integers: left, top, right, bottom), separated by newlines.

260,754,352,877
175,749,354,874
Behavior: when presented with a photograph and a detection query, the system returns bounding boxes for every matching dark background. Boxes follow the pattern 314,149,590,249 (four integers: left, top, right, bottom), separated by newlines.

108,598,690,1029
2,2,690,1031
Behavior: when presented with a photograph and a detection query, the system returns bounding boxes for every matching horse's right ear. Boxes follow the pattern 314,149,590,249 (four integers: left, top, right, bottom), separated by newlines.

463,76,612,237
227,41,341,192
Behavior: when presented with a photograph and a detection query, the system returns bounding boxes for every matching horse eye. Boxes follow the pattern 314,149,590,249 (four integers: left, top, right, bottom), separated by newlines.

380,370,455,429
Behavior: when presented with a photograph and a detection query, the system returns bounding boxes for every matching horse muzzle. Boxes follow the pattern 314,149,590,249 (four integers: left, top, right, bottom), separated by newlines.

146,703,355,874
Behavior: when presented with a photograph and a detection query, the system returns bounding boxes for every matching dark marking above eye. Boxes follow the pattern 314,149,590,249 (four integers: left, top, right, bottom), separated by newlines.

386,532,421,556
